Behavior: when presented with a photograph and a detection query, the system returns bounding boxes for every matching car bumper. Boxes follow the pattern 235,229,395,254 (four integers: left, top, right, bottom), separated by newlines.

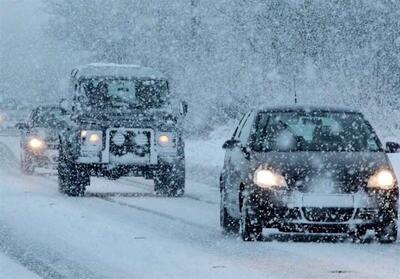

76,157,183,178
28,149,59,167
246,184,398,231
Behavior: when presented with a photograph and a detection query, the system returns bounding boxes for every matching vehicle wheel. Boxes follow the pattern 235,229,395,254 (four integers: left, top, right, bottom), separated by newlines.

20,152,34,175
154,163,185,197
375,219,397,243
220,187,239,234
58,146,89,197
349,226,367,243
240,198,262,241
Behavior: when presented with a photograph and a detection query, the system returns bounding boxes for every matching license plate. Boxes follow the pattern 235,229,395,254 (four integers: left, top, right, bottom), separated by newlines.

302,194,354,208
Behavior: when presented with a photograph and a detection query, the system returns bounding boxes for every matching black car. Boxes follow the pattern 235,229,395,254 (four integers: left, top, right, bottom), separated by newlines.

220,106,399,243
17,105,68,174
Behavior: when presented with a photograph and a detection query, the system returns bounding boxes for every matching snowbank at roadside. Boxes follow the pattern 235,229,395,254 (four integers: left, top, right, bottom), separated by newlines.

185,123,235,186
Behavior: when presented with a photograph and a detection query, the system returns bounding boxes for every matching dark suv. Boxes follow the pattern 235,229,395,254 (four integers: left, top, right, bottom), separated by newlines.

58,63,187,197
220,107,399,242
17,105,68,174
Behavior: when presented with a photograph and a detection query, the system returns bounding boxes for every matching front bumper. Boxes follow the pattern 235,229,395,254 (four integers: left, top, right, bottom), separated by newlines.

77,127,180,165
246,184,398,232
27,148,59,168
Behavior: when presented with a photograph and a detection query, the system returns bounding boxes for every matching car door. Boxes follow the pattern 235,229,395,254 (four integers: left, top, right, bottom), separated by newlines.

222,113,247,175
222,112,248,199
225,111,255,217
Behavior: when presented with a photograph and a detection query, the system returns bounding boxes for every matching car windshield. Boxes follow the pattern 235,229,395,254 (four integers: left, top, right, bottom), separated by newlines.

32,107,66,127
252,111,382,152
80,78,169,109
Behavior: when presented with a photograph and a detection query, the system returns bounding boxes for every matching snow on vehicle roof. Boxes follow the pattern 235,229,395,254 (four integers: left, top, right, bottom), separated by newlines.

73,63,167,80
258,105,361,114
35,105,62,110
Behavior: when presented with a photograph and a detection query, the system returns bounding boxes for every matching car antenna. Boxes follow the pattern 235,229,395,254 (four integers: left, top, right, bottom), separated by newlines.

293,76,297,104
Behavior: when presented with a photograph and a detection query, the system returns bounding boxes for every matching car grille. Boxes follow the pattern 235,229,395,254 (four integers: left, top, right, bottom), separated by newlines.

302,207,354,222
109,130,151,157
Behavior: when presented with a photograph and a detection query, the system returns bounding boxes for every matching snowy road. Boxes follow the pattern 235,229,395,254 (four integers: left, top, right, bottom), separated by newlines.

0,135,399,279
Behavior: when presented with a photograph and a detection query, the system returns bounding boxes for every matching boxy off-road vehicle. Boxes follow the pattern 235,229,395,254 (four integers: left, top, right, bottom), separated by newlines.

58,63,187,197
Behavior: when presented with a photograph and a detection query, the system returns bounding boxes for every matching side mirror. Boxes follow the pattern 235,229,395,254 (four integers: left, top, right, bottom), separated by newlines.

241,145,252,160
222,139,240,149
180,101,188,116
15,122,29,130
386,142,400,153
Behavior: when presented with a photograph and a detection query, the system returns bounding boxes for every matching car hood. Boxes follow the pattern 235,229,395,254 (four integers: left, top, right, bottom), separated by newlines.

31,127,60,143
251,151,392,193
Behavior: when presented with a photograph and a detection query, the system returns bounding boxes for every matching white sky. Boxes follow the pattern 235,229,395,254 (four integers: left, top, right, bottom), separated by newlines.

0,0,79,104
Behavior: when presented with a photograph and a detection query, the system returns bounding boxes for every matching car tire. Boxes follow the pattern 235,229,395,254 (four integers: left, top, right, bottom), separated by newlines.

20,152,34,175
240,198,263,241
349,226,367,243
58,145,89,197
220,187,240,234
154,163,185,197
375,218,397,243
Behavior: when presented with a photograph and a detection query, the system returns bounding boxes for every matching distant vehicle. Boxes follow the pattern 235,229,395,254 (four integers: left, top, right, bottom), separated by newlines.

58,63,187,196
220,106,399,243
16,105,68,174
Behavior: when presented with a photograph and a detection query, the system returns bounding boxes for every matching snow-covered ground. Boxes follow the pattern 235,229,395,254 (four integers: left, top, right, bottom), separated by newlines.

0,131,400,279
0,253,41,279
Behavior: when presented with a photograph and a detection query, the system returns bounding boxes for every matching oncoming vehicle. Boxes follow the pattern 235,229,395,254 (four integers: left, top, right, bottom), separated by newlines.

220,106,399,243
58,63,187,197
17,105,68,174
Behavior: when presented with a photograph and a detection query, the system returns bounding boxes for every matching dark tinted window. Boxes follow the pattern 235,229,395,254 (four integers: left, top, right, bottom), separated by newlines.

81,79,169,108
31,107,66,127
252,111,382,152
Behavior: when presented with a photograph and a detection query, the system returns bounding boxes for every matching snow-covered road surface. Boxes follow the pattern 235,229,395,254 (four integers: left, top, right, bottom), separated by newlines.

0,135,399,279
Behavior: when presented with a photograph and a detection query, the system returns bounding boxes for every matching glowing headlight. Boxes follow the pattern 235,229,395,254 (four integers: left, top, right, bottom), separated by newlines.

368,169,396,190
89,134,100,144
158,135,170,145
81,130,102,145
28,138,45,150
157,133,175,147
254,168,287,189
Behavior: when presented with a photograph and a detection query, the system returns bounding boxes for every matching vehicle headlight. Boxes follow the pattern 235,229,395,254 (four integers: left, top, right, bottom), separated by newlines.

368,169,396,190
157,132,176,147
81,130,102,145
253,168,287,189
28,137,45,150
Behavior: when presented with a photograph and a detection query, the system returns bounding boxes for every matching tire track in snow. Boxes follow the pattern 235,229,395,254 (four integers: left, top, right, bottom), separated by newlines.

38,173,218,206
94,195,213,231
114,177,217,205
0,141,105,279
0,224,103,279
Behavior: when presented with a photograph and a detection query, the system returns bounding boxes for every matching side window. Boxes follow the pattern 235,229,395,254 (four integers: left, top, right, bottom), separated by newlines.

232,113,249,139
28,110,36,127
238,112,254,144
251,113,270,150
